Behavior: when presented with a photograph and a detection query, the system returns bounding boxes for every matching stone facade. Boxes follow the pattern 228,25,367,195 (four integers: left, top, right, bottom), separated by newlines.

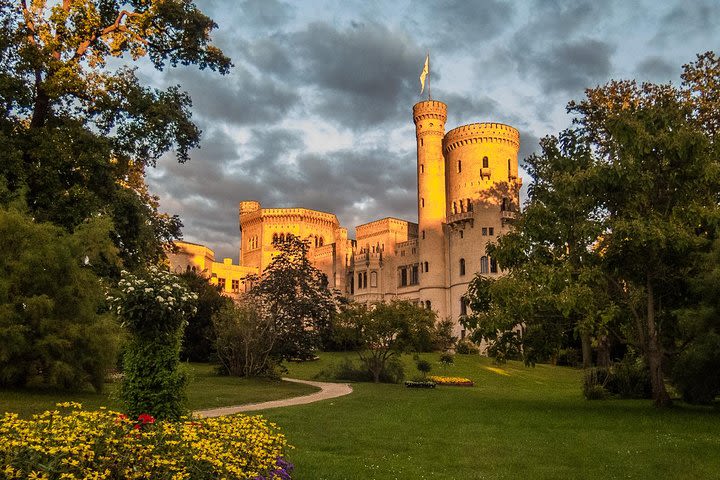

168,98,520,336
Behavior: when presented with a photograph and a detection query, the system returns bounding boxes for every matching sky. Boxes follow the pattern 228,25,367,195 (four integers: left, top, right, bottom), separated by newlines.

140,0,719,262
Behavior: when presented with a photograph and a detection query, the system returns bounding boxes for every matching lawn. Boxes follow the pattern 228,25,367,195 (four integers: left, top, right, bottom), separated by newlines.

257,352,720,480
0,363,318,417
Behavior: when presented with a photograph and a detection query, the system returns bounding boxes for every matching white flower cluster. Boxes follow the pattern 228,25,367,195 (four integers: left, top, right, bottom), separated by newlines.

106,266,198,323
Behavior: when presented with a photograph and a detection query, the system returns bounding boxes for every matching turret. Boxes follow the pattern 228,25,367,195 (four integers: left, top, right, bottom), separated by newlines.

413,100,448,319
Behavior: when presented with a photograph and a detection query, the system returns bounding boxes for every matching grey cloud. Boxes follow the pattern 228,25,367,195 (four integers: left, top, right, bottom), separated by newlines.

636,56,677,82
528,39,615,93
165,65,299,126
291,21,424,129
653,1,720,45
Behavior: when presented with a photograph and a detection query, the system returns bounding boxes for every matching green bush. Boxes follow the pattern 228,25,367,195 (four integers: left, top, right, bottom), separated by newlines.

0,209,120,392
439,351,455,365
179,270,229,362
607,357,652,399
108,266,197,420
585,384,609,400
583,367,611,400
416,359,432,378
455,340,479,355
316,357,404,384
671,332,720,405
556,348,581,367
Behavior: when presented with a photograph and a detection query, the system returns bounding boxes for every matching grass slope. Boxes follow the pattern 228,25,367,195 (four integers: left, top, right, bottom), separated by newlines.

0,363,318,417
261,352,720,480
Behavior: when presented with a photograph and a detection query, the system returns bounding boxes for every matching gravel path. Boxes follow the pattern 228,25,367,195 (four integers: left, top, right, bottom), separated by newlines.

193,378,353,418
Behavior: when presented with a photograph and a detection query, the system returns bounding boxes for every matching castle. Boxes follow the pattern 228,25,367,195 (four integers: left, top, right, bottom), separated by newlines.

169,99,521,337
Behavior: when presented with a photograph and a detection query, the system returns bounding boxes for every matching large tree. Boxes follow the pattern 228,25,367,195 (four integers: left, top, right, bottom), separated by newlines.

247,235,337,361
0,0,230,268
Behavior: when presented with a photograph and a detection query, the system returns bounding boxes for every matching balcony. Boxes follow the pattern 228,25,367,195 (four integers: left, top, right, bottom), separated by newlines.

447,211,474,227
500,210,517,220
480,167,492,179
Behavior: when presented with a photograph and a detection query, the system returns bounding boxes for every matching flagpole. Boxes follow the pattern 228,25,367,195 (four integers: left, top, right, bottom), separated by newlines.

427,52,432,101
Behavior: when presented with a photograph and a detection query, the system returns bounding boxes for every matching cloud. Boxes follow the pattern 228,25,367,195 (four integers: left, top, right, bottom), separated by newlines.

635,56,677,82
652,1,720,46
291,21,424,129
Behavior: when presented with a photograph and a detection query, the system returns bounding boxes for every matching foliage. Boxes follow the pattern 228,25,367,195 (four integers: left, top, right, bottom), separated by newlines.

0,402,292,479
247,235,336,362
671,332,720,405
431,318,457,352
213,300,282,378
582,368,611,400
179,270,230,362
582,360,651,400
415,359,432,379
404,380,436,389
454,340,479,355
0,208,120,392
0,0,230,269
314,357,404,384
439,351,454,365
332,301,436,383
107,266,197,420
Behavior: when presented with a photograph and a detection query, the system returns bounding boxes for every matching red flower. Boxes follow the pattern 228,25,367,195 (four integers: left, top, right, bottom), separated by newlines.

137,413,155,425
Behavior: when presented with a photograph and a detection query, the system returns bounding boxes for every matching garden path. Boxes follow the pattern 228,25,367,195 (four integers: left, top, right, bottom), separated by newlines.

192,378,353,418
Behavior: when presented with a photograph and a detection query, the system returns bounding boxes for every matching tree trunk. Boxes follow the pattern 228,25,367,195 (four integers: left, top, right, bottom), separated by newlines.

581,331,592,368
596,335,611,367
645,278,672,407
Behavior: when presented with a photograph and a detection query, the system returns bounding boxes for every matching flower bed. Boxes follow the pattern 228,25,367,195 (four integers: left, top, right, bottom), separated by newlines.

428,375,474,386
0,403,293,479
404,381,436,388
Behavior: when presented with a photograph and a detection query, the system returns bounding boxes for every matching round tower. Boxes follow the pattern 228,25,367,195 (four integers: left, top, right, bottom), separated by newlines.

413,100,448,319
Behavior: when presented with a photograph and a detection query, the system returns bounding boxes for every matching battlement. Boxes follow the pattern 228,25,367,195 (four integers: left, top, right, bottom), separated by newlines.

443,122,520,152
413,100,447,125
239,200,261,216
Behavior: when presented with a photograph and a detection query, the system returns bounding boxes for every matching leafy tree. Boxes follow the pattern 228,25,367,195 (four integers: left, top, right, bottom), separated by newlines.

179,270,229,362
334,301,436,383
0,0,230,268
0,207,120,391
247,234,336,361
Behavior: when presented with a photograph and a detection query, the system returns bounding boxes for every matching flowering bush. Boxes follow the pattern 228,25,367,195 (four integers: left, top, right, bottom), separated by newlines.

428,375,474,386
0,403,293,479
107,267,198,420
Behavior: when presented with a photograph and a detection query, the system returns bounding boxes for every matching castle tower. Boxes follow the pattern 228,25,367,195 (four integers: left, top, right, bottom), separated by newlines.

413,100,448,319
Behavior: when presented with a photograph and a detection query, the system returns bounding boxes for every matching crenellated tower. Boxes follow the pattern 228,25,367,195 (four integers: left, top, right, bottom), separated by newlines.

413,100,448,319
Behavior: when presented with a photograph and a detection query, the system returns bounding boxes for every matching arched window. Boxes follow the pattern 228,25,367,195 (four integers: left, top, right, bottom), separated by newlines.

421,198,425,208
490,257,498,273
319,237,324,247
460,297,467,316
279,233,285,243
508,158,511,176
452,202,457,214
370,271,377,288
424,261,429,272
457,160,462,173
467,199,473,211
358,272,363,289
363,272,367,288
460,199,465,213
459,258,466,276
480,256,488,274
314,236,318,247
273,233,278,243
482,156,489,168
186,265,191,272
425,300,432,310
420,164,424,173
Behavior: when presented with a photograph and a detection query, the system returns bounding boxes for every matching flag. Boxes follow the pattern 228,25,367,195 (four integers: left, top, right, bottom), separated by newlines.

420,54,429,94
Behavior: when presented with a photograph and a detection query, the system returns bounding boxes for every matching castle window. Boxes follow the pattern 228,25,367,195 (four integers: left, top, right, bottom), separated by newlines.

411,264,419,285
363,272,368,289
490,257,498,273
232,279,240,292
424,261,429,272
452,202,457,214
422,230,425,239
467,199,473,211
459,258,466,276
482,227,488,236
358,272,363,289
480,256,489,274
501,197,509,211
399,267,408,287
457,160,462,173
425,300,432,310
508,159,511,177
483,156,489,168
421,198,425,208
186,265,191,272
421,164,425,173
273,233,278,243
489,227,494,236
370,271,378,288
460,199,465,213
218,278,226,290
319,237,324,246
420,138,424,147
460,297,468,316
460,230,464,239
279,233,285,243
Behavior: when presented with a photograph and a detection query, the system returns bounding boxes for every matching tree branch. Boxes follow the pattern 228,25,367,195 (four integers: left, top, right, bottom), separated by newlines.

19,0,37,45
74,9,146,58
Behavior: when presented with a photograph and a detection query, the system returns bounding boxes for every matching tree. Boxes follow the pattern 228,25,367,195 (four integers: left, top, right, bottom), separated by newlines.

0,207,120,391
0,0,230,268
334,301,436,383
179,270,229,362
247,234,336,361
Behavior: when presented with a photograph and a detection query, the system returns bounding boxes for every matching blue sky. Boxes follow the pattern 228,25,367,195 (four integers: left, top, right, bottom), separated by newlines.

141,0,720,261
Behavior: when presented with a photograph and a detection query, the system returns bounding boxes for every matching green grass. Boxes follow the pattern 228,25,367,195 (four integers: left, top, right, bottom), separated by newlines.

0,363,318,417
254,352,720,480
